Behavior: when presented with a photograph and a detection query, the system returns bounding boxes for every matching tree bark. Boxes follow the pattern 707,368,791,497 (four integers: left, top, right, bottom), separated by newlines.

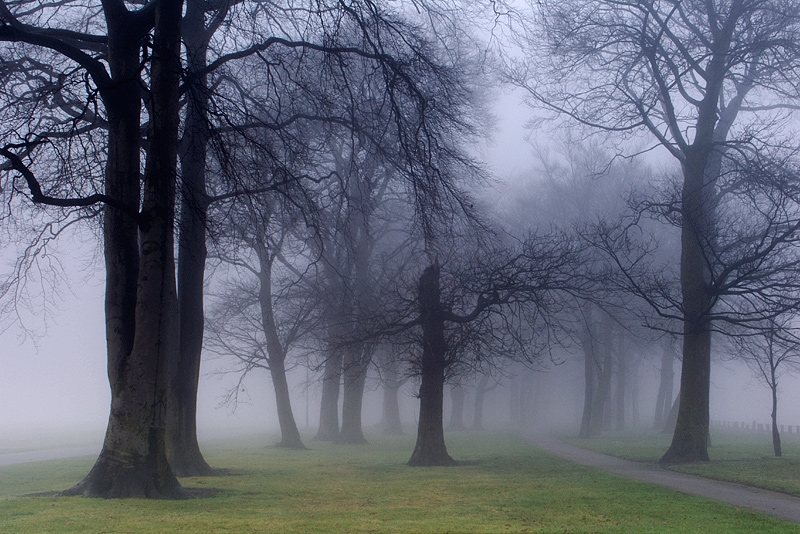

167,0,214,477
67,2,186,498
408,263,456,466
661,152,713,465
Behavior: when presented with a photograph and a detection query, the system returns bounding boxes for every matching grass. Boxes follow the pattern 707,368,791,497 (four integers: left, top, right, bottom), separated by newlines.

1,432,798,533
566,429,800,497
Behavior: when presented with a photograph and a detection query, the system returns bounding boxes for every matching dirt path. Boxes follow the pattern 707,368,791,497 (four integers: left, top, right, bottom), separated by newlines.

528,435,800,525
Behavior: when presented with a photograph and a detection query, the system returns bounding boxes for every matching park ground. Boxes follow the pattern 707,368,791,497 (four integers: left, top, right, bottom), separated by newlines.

1,431,799,533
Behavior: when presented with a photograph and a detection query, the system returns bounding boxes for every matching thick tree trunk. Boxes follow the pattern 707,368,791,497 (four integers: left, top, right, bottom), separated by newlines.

167,0,214,477
314,351,342,441
339,346,369,444
408,263,455,467
448,385,466,431
661,157,712,465
67,3,186,498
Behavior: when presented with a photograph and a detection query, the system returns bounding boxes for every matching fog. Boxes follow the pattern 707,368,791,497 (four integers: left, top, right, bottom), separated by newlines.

5,261,800,454
3,90,800,460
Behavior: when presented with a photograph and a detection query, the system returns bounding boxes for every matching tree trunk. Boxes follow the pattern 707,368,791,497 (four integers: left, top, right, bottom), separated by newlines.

589,327,612,437
448,385,466,431
271,365,306,449
408,263,455,466
339,346,369,444
653,336,676,429
167,0,214,477
771,366,781,457
661,155,712,465
472,375,490,431
314,351,342,441
578,321,595,438
67,2,186,498
254,238,305,449
381,357,404,435
615,335,626,432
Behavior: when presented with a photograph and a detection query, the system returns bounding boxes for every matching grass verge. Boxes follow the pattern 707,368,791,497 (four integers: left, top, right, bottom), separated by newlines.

566,429,800,497
1,432,797,533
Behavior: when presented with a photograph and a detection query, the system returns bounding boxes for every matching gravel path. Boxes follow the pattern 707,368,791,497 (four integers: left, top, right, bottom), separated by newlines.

528,435,800,524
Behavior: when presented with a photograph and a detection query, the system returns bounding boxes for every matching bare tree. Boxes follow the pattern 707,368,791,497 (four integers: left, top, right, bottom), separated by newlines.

510,0,800,463
726,316,800,457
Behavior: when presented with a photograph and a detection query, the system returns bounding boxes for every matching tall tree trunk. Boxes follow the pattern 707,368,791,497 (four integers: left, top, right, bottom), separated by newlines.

661,155,713,465
339,346,369,444
448,385,466,431
578,320,595,438
314,351,342,441
381,357,404,435
589,327,612,437
167,0,214,477
653,336,676,429
67,2,186,498
771,365,781,457
271,365,305,449
408,263,455,466
472,375,490,431
254,238,305,449
615,335,626,432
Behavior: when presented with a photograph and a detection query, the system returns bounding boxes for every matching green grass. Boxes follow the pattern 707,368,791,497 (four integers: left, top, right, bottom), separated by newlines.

1,432,798,533
567,429,800,497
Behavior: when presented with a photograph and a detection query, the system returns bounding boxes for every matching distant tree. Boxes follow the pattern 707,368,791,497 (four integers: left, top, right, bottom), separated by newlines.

511,0,800,464
726,316,800,457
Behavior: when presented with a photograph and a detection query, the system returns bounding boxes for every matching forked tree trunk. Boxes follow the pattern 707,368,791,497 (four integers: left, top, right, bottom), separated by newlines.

408,263,456,466
167,0,214,477
66,3,185,498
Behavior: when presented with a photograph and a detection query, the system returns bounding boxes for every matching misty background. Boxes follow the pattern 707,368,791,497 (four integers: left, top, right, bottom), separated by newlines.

3,93,798,453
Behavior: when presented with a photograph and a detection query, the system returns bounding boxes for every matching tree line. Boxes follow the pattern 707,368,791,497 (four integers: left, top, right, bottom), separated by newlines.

1,0,800,499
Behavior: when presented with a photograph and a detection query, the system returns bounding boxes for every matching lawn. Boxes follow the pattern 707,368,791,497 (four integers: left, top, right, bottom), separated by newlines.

566,429,800,497
0,432,797,533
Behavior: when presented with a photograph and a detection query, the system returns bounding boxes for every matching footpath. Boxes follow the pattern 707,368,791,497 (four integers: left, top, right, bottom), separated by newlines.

528,435,800,525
